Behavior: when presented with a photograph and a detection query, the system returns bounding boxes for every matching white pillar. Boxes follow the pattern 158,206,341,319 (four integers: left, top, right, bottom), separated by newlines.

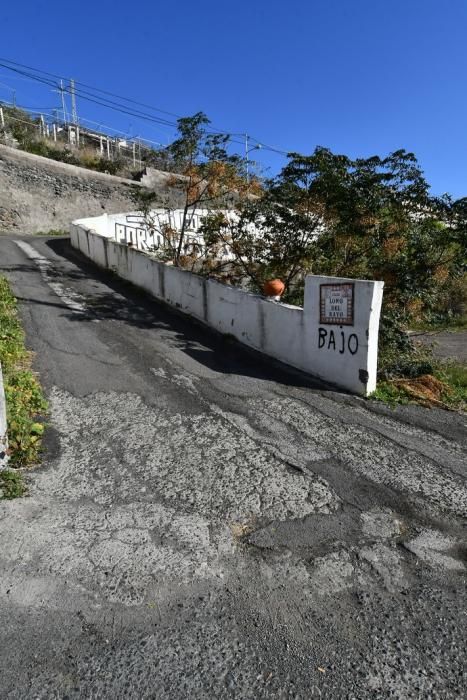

0,362,9,469
303,275,384,395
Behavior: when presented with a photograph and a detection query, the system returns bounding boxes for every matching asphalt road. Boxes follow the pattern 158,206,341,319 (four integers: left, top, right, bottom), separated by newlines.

410,329,467,363
0,235,466,699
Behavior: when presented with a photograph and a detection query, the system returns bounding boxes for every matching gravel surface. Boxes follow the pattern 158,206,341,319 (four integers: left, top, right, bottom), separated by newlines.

0,235,466,699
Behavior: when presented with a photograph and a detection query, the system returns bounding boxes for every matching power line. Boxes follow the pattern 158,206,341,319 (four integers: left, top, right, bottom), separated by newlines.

0,57,249,140
0,57,183,120
0,59,286,154
0,63,183,130
0,57,292,158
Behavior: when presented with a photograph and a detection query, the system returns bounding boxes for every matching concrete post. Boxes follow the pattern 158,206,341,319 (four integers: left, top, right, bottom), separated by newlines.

303,275,384,395
0,362,8,469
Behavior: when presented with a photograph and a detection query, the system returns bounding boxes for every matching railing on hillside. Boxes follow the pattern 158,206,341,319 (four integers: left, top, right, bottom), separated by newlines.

0,103,168,173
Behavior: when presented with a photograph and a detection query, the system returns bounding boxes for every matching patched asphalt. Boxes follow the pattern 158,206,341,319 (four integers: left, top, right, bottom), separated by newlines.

0,235,466,699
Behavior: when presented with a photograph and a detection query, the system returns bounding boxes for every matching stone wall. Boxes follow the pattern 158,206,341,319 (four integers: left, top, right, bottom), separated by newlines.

0,145,178,234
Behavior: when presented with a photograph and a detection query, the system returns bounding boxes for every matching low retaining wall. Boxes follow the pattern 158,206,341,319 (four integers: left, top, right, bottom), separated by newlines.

70,220,384,395
0,362,8,468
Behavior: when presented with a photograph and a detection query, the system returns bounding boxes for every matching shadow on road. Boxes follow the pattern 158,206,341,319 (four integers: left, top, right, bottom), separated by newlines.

44,237,335,394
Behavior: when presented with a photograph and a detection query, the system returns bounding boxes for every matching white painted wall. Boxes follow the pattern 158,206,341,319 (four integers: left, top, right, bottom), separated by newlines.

80,209,238,257
70,220,384,395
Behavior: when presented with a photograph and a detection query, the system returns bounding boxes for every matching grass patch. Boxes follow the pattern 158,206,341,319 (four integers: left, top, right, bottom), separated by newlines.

0,276,47,468
371,362,466,411
409,315,467,332
34,229,68,237
0,469,26,499
434,362,467,408
370,382,410,408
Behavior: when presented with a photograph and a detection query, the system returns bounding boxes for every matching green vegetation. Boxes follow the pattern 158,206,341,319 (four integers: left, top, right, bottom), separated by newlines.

132,111,467,409
435,362,467,407
132,112,258,267
197,139,466,401
370,382,411,408
34,229,68,237
372,360,466,411
410,316,467,333
0,105,177,178
0,469,26,500
0,276,47,471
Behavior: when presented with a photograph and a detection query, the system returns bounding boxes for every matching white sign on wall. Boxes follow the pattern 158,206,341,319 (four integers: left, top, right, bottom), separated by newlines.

319,283,354,325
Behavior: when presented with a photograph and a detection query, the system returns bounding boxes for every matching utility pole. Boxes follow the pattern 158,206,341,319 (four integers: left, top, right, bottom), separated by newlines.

245,134,261,185
70,79,78,125
59,80,68,125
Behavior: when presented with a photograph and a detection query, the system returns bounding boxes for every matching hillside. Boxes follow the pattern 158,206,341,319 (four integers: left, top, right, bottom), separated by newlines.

0,145,178,234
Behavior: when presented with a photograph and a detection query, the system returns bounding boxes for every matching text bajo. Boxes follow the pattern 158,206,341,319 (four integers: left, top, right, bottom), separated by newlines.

318,327,359,355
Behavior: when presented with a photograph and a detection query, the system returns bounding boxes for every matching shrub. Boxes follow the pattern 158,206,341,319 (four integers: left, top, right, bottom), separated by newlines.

0,276,47,468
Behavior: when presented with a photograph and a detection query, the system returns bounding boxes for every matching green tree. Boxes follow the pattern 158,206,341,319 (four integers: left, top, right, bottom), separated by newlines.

203,146,467,370
1,105,39,147
134,112,255,266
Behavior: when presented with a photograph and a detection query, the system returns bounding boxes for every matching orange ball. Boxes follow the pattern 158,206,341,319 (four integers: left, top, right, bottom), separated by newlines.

263,279,285,297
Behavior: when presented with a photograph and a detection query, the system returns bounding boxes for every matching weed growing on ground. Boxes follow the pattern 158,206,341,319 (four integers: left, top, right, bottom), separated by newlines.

0,276,47,469
0,469,26,499
435,362,467,408
372,361,466,411
34,229,68,237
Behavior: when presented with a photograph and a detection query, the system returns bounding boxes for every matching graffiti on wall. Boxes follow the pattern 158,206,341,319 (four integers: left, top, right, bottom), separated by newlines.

113,211,232,258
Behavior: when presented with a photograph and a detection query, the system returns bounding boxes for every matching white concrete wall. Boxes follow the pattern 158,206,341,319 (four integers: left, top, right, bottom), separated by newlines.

77,209,237,257
70,221,384,395
0,362,8,469
74,213,111,237
304,276,384,394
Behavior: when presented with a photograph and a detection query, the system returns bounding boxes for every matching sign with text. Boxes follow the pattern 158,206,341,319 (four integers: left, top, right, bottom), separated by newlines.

320,283,354,325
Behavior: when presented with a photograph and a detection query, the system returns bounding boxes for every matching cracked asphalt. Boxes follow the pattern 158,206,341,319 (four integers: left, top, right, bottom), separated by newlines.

0,235,466,699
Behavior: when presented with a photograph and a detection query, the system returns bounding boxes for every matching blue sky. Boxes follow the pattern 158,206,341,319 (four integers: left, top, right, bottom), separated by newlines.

1,0,466,196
